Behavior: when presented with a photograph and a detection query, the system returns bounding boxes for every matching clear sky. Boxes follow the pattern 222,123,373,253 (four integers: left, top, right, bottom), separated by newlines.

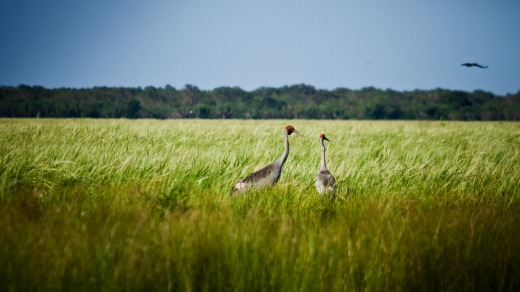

1,0,519,95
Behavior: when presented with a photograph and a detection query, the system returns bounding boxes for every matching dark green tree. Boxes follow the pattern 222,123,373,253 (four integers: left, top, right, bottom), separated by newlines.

125,99,141,119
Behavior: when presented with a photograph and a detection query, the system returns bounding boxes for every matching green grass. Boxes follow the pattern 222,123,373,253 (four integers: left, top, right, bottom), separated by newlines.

1,119,520,291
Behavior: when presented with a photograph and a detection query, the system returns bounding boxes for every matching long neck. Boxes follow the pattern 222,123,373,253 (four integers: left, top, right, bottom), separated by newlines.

279,129,290,164
320,138,327,170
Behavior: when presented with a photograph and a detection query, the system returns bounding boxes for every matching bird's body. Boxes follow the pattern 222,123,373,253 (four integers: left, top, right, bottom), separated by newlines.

232,125,301,196
315,134,336,198
461,62,488,69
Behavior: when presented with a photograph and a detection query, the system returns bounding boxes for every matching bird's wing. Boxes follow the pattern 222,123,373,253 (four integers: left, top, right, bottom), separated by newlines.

238,162,280,184
232,163,278,195
317,170,336,187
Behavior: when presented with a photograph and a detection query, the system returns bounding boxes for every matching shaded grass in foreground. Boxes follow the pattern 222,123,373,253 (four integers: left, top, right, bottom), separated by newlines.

1,119,520,291
2,185,519,291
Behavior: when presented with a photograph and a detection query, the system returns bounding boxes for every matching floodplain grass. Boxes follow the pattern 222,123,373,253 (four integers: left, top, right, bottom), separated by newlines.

1,118,520,291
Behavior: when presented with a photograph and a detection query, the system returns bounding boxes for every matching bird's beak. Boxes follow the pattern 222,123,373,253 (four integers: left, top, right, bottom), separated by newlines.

293,129,304,137
324,137,330,142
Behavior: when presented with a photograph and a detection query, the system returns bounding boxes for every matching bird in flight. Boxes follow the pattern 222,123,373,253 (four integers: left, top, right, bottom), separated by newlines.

461,63,488,69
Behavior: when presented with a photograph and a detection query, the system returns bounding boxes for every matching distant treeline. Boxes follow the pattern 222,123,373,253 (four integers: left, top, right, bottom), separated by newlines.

1,84,519,120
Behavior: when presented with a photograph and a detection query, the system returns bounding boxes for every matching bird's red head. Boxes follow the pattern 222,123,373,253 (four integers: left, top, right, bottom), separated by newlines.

320,133,330,141
285,125,302,136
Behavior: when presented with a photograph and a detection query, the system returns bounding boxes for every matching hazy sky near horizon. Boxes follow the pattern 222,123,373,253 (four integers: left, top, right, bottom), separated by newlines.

1,0,519,95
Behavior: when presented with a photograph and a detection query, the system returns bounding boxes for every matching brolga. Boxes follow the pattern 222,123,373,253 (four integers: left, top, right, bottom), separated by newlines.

315,134,336,198
231,125,302,196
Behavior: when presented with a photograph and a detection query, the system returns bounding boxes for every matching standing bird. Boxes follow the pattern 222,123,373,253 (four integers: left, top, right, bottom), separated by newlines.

315,134,336,198
461,62,488,69
232,125,302,196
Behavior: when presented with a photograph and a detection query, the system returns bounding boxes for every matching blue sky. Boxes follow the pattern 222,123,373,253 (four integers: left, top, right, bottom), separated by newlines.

1,0,519,95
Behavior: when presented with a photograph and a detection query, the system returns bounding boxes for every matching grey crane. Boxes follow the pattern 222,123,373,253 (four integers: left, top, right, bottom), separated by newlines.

315,133,336,198
232,125,302,196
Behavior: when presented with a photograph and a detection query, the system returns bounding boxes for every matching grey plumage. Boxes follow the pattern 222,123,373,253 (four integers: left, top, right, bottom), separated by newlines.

232,125,301,196
315,134,336,198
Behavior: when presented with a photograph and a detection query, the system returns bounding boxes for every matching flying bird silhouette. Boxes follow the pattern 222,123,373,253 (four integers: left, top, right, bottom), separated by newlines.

461,63,488,69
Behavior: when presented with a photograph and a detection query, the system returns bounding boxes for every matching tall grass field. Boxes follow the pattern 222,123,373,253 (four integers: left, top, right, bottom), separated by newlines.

1,119,519,291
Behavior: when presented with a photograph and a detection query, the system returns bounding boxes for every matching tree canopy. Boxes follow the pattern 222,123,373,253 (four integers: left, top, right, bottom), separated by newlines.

1,84,519,120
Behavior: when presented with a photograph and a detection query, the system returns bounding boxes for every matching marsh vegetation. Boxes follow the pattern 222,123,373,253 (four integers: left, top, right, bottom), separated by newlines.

1,119,519,291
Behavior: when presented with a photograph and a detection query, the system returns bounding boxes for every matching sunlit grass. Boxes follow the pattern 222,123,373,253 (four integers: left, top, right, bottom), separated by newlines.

1,119,519,291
